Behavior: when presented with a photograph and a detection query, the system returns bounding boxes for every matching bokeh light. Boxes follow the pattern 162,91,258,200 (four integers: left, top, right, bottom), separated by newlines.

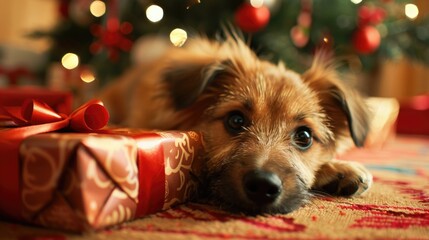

169,28,188,47
350,0,362,4
80,68,96,83
146,5,164,23
405,4,419,19
250,0,264,8
61,53,79,70
90,0,106,17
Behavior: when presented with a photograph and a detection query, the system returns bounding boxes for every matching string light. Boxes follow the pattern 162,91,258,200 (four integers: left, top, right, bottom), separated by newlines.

90,0,106,17
350,0,362,4
146,5,164,23
80,69,96,83
169,28,188,47
61,53,79,70
250,0,264,8
405,3,419,19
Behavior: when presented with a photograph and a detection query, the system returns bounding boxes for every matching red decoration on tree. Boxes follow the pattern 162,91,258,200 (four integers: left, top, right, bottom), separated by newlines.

290,0,312,48
90,0,133,61
358,6,386,26
234,3,270,33
90,20,133,61
352,25,381,55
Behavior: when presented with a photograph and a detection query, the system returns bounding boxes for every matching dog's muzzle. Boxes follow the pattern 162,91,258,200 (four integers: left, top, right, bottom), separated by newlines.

243,170,282,205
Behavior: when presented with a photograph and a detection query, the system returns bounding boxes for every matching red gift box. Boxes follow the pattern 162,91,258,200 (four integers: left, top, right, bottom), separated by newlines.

396,95,429,135
0,98,205,232
0,99,110,221
19,130,203,232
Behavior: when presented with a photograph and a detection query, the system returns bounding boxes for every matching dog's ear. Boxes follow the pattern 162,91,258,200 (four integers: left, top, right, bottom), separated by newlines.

302,53,370,147
163,58,230,109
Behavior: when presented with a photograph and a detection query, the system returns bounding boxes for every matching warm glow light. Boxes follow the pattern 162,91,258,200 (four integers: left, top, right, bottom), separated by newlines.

350,0,362,4
250,0,264,8
323,37,329,43
169,28,188,47
61,53,79,70
146,5,164,23
405,3,419,19
80,69,96,83
90,0,106,17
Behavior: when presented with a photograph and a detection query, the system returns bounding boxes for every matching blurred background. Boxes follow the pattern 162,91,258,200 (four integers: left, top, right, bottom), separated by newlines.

0,0,428,105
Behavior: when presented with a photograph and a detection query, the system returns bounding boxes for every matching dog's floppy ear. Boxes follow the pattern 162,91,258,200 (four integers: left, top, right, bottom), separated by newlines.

302,53,370,147
163,58,230,109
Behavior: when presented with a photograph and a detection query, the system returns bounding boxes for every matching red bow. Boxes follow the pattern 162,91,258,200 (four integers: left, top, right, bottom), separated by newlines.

0,99,109,140
0,99,109,220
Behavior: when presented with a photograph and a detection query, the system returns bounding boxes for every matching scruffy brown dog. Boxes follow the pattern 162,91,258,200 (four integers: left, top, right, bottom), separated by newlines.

101,35,372,214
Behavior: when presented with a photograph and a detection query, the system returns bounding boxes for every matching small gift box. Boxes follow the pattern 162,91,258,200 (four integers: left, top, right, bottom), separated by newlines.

396,95,429,136
0,98,204,232
0,99,110,221
19,130,203,232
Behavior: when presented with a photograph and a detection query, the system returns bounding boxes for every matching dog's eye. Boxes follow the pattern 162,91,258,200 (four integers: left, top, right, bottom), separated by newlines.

224,111,247,134
293,126,313,150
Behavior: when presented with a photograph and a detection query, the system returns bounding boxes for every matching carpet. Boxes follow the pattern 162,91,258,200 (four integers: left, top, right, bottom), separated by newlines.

1,135,428,239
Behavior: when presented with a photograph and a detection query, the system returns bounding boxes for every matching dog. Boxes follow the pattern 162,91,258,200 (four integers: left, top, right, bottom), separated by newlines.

100,34,373,214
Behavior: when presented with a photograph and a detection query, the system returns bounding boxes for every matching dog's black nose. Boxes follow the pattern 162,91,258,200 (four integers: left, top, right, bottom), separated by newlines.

243,170,282,205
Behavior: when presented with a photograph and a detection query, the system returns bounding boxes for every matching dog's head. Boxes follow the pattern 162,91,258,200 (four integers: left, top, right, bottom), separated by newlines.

163,36,370,214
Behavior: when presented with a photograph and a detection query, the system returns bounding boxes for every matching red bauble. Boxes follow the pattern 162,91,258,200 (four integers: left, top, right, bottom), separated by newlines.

234,3,270,33
358,6,386,26
352,25,381,54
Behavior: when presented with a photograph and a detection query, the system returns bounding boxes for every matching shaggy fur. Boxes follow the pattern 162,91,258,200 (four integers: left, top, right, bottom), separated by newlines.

100,35,373,214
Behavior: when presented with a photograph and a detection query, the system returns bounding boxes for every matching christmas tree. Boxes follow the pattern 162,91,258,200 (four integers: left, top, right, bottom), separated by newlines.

32,0,429,92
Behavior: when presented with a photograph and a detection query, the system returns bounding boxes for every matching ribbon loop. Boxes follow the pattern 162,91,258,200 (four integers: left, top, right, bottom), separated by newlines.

0,98,110,135
22,99,63,125
69,100,110,132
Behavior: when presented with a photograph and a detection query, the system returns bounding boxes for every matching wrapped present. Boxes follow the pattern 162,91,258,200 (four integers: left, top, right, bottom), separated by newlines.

0,98,204,232
19,130,203,232
0,99,110,220
396,95,429,135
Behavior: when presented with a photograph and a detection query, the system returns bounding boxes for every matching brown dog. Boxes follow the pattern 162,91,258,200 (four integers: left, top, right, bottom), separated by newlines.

100,35,372,214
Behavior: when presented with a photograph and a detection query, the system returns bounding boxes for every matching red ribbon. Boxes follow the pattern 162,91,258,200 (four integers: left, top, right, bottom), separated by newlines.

0,99,109,220
96,129,167,217
133,133,166,218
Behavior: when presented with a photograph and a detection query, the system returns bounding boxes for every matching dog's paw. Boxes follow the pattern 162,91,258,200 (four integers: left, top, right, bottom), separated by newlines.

312,160,372,197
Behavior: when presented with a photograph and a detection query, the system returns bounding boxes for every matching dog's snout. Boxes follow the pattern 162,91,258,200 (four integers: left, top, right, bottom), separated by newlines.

243,170,282,205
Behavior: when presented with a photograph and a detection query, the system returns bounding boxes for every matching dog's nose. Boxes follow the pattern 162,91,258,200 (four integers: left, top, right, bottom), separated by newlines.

243,170,282,205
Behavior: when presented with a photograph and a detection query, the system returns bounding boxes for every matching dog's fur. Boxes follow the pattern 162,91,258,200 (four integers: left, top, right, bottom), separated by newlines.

100,35,373,214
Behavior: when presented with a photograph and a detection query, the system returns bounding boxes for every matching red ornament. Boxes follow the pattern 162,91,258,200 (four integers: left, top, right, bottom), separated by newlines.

89,0,134,61
352,25,381,55
234,3,270,33
90,21,134,61
358,6,386,26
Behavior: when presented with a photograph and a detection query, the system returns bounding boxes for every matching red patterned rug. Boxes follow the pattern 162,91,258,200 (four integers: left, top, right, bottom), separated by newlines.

1,135,428,239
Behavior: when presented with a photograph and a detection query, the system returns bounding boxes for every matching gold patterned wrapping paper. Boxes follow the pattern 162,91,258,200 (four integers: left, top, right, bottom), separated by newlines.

18,130,204,232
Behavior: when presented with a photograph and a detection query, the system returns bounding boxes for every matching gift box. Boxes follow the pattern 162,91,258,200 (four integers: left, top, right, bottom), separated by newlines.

18,130,204,232
0,98,204,232
396,95,429,135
